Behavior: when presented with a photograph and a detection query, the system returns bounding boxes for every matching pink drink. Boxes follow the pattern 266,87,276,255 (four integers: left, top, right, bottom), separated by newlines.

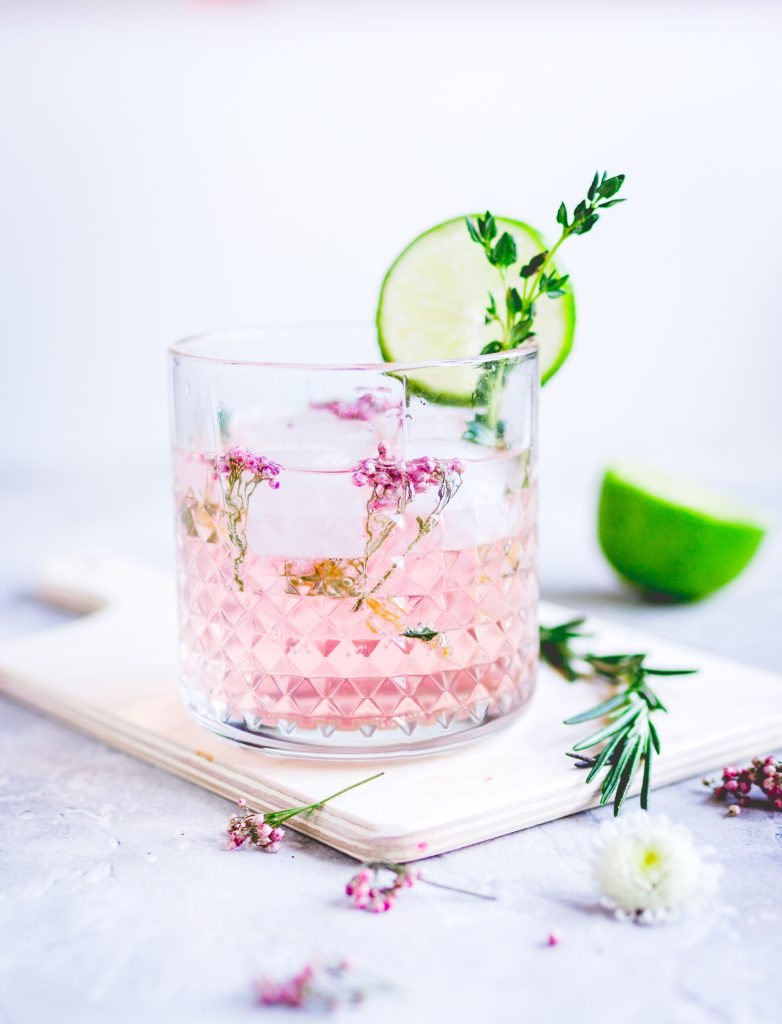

174,410,537,753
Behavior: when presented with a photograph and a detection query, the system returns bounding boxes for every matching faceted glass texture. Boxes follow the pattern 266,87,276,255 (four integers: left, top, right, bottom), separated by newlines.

170,326,538,756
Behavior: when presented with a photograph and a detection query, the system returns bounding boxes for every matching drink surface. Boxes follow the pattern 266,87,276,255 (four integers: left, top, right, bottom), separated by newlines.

173,407,537,744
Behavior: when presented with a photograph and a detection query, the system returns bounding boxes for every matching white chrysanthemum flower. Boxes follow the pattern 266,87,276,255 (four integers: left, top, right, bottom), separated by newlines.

593,813,721,924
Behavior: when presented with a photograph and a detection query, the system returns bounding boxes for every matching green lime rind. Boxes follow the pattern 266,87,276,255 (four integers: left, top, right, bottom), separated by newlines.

598,464,767,602
376,215,576,405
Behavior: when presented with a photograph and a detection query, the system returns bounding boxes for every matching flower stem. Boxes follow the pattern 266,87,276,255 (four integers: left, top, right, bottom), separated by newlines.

420,878,497,901
370,861,496,901
308,771,385,810
265,772,384,827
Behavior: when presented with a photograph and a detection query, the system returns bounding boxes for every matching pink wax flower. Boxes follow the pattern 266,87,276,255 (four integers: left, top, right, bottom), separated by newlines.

351,442,464,513
225,774,383,854
345,862,421,913
708,755,782,811
209,446,282,488
198,445,283,589
344,860,495,913
226,802,286,853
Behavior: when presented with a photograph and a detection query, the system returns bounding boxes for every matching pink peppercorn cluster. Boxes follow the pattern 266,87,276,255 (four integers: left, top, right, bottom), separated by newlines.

254,961,364,1012
208,446,282,488
312,392,401,422
345,862,421,913
711,756,782,811
351,442,464,513
226,798,286,853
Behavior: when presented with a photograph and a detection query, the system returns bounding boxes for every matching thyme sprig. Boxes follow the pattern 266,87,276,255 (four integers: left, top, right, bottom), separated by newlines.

464,171,626,445
539,619,696,815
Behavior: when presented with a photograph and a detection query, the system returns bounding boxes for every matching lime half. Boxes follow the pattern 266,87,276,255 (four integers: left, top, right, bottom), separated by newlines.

377,216,575,403
598,463,767,602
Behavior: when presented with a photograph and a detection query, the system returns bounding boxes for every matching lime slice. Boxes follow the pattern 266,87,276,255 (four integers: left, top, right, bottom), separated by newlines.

377,216,575,403
598,463,767,602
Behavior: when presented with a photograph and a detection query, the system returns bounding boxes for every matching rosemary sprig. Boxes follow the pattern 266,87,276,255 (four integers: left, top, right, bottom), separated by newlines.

464,171,626,445
540,619,696,815
539,617,591,681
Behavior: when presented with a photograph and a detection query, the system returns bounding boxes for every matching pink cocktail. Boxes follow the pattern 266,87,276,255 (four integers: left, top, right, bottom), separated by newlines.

170,326,538,756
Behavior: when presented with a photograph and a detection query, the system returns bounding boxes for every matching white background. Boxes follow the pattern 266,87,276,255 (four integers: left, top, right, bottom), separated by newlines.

1,0,780,592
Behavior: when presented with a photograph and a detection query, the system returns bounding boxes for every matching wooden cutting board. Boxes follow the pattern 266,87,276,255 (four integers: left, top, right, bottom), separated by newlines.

2,553,780,862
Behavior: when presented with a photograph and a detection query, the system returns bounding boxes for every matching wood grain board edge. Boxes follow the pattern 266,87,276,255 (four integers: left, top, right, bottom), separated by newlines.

4,666,782,863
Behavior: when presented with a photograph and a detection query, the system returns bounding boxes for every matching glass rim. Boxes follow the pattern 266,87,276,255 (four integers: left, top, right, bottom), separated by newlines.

168,322,538,372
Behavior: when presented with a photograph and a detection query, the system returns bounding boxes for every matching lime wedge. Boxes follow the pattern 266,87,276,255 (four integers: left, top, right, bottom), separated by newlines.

377,216,575,403
598,463,767,602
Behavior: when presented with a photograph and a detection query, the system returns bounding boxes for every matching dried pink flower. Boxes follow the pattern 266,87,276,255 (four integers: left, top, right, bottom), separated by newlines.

343,860,494,913
253,960,368,1012
352,442,464,513
209,446,282,488
311,392,402,422
198,445,282,589
226,773,383,854
345,862,421,913
349,443,465,611
708,755,782,811
227,804,285,853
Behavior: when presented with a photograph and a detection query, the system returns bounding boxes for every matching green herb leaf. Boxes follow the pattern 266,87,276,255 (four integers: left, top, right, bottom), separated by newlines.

596,173,625,199
509,319,534,346
507,287,522,314
403,625,440,642
464,171,626,450
520,251,548,279
545,611,693,814
477,212,497,242
465,217,481,244
480,340,504,355
563,691,630,725
640,736,653,810
573,212,600,235
490,231,517,267
462,418,497,446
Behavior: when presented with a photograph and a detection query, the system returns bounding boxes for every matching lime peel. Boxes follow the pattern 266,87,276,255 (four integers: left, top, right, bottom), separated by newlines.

376,215,575,404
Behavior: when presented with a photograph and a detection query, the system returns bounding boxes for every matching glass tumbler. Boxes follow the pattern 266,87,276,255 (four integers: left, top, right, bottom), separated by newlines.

169,326,538,757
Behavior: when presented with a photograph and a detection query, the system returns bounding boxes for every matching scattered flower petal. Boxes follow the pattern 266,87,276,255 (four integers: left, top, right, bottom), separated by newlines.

253,961,370,1013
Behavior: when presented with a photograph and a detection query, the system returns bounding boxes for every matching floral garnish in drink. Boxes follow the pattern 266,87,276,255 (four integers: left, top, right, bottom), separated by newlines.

173,400,537,753
170,170,624,754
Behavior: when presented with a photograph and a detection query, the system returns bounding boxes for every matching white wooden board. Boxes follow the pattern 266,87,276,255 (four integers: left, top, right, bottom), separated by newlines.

1,552,780,862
